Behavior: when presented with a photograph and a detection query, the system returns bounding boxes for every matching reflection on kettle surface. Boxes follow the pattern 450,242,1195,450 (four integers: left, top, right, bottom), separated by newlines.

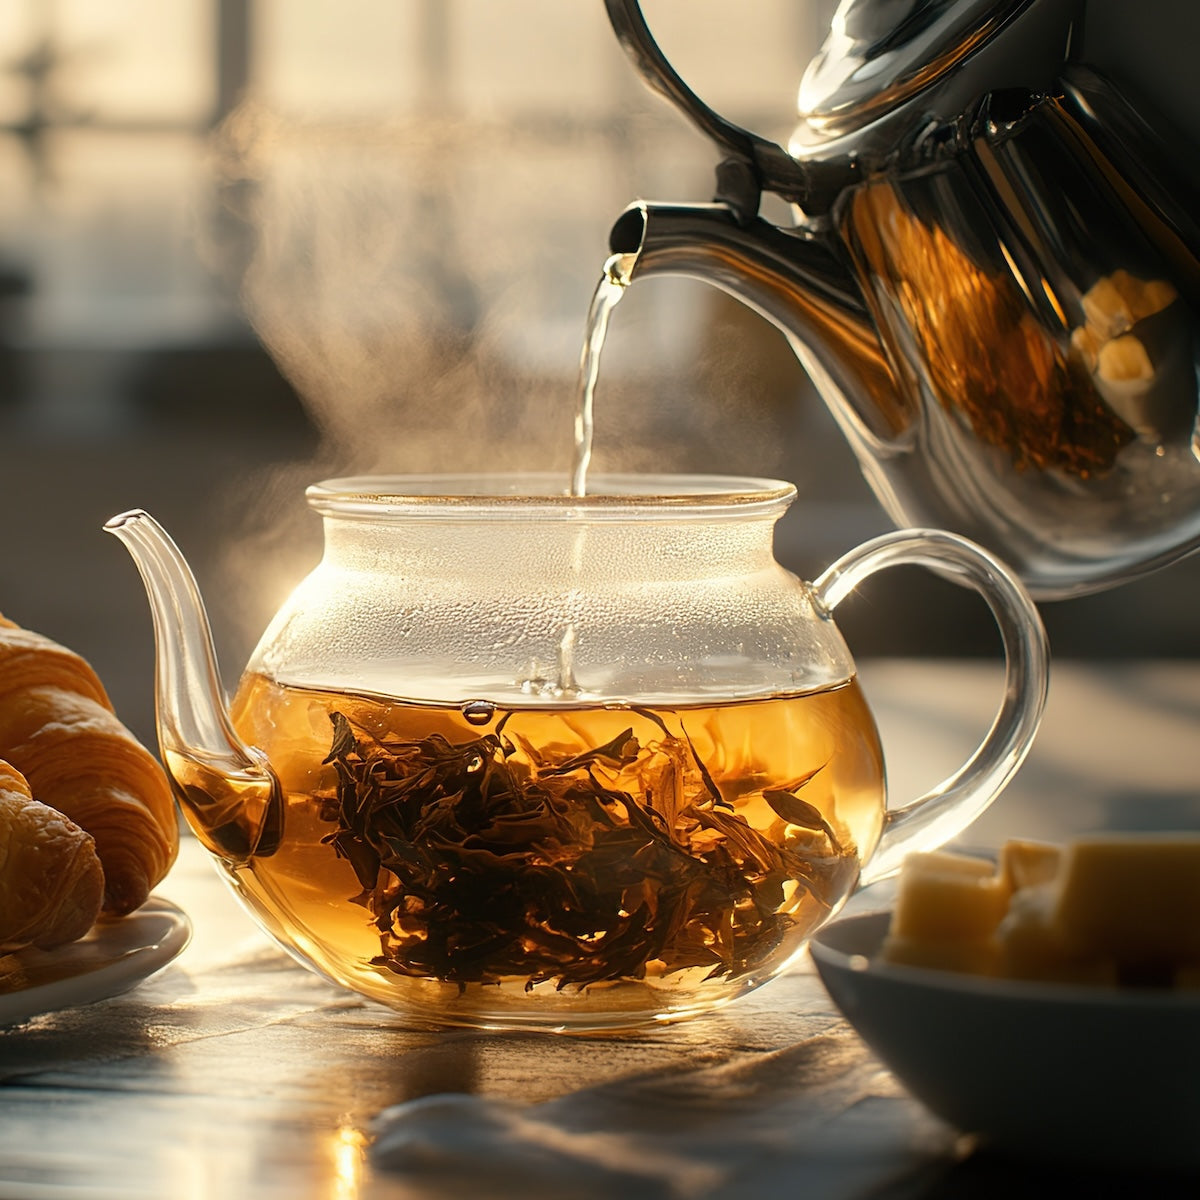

605,0,1200,597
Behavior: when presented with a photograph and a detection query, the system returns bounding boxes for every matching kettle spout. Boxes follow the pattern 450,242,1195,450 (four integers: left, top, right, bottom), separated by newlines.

105,509,281,863
608,201,902,444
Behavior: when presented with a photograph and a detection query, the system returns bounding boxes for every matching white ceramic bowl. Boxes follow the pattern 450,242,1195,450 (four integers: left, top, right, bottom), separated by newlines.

809,910,1200,1171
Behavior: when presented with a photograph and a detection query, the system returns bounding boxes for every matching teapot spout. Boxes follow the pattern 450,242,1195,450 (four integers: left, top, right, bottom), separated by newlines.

105,509,281,863
608,201,903,446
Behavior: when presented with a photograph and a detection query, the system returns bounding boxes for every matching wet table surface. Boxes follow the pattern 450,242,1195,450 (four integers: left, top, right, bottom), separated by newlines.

1,659,1197,1200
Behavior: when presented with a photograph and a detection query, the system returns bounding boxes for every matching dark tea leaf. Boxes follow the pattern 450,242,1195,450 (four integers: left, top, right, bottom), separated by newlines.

763,766,843,851
324,711,358,764
319,707,856,991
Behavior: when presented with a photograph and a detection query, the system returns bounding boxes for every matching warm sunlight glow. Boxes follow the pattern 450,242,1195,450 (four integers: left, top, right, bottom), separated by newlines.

330,1124,368,1200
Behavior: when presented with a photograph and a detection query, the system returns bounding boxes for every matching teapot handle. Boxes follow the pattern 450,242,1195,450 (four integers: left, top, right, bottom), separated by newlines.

813,528,1049,885
603,0,843,215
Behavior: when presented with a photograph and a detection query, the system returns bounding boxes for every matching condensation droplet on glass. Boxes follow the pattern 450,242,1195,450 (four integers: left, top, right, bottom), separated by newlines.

465,754,484,774
461,700,495,726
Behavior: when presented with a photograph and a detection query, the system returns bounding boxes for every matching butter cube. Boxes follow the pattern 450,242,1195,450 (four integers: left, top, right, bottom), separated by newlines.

999,839,1062,892
889,850,1009,943
1082,275,1135,339
1097,334,1154,383
881,834,1200,987
1110,268,1178,322
1052,835,1200,964
1135,277,1178,319
996,884,1117,985
881,933,998,976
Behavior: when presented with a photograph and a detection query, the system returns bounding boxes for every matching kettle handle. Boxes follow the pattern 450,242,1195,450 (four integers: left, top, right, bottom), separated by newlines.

603,0,838,215
813,529,1050,884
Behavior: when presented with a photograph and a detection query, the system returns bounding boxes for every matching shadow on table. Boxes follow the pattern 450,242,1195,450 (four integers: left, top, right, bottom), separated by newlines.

916,1143,1200,1199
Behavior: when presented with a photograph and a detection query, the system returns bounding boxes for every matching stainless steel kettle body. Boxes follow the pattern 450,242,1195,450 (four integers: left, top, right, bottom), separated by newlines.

605,0,1200,598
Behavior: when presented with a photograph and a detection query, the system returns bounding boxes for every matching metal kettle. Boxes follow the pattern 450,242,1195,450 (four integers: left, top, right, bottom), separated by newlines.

605,0,1200,598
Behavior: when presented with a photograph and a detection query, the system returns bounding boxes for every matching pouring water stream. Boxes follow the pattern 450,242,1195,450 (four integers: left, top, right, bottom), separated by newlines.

553,252,634,697
570,252,634,498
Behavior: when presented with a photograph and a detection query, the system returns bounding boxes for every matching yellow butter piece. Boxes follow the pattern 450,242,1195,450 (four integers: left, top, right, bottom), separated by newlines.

1082,275,1134,339
996,884,1118,985
882,835,1200,987
1109,268,1178,322
1097,334,1154,383
889,850,1009,943
881,933,998,976
999,839,1062,892
1135,277,1178,319
1052,835,1200,964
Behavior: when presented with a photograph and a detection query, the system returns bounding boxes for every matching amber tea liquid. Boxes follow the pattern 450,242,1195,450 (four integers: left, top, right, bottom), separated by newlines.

199,673,885,1029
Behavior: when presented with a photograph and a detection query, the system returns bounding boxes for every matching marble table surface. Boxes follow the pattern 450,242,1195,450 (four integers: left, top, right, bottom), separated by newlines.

1,659,1197,1200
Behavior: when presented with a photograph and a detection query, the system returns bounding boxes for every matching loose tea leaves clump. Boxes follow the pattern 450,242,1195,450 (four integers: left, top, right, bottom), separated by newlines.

320,708,857,990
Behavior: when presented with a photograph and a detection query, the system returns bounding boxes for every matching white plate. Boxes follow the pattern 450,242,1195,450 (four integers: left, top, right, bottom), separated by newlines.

810,909,1200,1171
0,898,191,1027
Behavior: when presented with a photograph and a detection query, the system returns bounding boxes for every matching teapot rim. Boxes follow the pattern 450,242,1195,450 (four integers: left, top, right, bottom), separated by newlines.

305,473,797,521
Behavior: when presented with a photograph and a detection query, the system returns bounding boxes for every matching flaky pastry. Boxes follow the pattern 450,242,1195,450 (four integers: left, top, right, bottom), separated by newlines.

0,758,104,951
0,615,177,915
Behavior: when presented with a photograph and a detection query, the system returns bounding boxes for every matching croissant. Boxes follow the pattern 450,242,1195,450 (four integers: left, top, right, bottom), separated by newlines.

0,615,178,915
0,758,104,951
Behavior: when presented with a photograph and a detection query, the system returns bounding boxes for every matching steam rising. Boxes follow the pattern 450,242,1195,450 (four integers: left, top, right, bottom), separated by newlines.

213,102,572,479
205,102,585,654
202,101,801,658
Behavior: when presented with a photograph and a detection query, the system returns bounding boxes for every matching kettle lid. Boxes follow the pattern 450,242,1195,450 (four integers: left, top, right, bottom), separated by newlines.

796,0,1025,138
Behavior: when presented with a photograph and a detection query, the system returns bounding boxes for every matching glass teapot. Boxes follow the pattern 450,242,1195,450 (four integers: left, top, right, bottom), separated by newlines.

604,0,1200,598
108,474,1047,1032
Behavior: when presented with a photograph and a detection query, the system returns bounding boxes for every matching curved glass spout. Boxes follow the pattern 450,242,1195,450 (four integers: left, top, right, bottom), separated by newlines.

105,509,281,863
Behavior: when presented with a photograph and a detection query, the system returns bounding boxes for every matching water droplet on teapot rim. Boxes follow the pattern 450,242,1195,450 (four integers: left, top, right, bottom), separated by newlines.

461,700,495,726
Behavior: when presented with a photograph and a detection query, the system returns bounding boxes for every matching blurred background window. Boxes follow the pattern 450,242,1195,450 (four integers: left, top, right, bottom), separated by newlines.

0,0,1192,752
